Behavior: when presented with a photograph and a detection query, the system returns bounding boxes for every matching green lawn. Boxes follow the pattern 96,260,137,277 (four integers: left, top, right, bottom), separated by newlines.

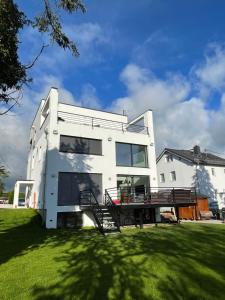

0,209,225,300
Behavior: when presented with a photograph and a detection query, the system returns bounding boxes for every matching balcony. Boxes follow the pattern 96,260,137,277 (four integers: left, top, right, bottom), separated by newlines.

58,111,149,135
105,187,197,207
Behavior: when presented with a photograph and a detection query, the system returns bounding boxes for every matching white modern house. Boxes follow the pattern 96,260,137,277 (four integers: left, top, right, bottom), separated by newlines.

157,146,225,210
13,87,159,231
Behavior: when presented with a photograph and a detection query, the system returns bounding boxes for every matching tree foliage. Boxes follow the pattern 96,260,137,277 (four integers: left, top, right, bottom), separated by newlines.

0,0,86,113
0,165,9,194
7,190,25,204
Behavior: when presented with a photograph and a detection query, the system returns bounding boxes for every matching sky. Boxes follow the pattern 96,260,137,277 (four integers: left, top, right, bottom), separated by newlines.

1,0,225,189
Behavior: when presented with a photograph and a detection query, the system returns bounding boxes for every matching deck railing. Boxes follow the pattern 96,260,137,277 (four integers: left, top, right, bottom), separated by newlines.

58,111,149,135
105,187,197,206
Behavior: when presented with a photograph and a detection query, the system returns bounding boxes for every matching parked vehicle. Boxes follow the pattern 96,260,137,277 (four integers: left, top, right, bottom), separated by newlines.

18,198,25,206
0,197,8,204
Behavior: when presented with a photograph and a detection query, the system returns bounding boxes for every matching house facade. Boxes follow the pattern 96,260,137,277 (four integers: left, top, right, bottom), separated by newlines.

14,87,158,229
157,146,225,210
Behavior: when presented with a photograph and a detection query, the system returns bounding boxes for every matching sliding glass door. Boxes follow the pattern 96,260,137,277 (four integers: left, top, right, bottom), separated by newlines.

117,175,150,203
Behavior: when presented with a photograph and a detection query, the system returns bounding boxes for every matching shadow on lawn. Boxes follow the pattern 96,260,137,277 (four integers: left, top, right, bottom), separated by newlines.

0,211,48,265
32,224,225,300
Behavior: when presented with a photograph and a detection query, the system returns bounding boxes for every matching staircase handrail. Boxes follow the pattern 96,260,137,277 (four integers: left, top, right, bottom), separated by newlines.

105,190,120,230
80,190,104,232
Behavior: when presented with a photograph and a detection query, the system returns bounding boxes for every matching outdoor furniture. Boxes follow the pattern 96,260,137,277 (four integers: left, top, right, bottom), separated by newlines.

160,212,177,223
199,211,213,220
113,199,120,205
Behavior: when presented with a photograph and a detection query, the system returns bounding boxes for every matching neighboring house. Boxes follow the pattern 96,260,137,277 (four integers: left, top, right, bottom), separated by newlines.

157,145,225,210
13,87,159,229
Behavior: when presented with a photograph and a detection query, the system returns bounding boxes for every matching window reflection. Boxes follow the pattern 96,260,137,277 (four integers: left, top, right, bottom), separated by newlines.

116,142,148,167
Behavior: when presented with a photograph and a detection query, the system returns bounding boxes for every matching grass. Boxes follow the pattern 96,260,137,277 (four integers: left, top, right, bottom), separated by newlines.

0,209,225,300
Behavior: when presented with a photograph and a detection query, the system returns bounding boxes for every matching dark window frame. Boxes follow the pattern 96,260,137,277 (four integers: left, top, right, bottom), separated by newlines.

59,135,102,155
116,142,149,168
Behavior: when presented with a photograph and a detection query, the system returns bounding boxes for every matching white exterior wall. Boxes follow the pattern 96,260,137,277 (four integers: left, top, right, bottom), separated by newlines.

157,154,195,188
26,95,51,213
199,165,225,209
27,88,158,228
157,152,225,209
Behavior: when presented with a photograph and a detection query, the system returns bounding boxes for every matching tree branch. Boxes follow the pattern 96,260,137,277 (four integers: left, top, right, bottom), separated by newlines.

25,44,49,69
0,89,22,115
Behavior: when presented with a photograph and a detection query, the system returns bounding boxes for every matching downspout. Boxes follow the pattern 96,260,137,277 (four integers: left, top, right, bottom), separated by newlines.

42,128,49,225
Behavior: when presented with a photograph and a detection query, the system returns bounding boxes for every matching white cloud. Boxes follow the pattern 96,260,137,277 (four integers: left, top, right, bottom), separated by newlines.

209,93,225,149
79,84,101,109
194,44,225,95
108,63,225,155
110,64,190,116
66,23,109,45
155,98,210,152
38,22,110,70
66,22,111,65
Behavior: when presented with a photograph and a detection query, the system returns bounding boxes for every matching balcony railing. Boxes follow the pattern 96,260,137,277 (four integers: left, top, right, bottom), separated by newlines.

58,111,149,135
105,187,197,206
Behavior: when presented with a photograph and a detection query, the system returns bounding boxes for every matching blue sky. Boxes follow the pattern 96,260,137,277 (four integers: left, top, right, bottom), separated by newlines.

2,0,225,188
17,0,225,107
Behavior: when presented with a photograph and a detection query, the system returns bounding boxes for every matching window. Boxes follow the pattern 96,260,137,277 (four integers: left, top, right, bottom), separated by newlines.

58,172,102,205
40,98,50,128
132,144,148,167
60,136,102,155
211,168,215,176
38,146,42,161
160,173,165,183
116,143,131,166
170,171,176,181
116,142,148,167
117,175,150,199
31,155,35,169
165,155,173,162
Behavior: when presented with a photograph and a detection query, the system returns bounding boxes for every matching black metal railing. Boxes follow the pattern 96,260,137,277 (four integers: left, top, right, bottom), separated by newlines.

105,187,197,206
80,190,104,233
105,190,120,230
58,111,149,134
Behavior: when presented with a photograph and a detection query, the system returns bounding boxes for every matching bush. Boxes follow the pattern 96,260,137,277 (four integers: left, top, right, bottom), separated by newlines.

7,191,25,204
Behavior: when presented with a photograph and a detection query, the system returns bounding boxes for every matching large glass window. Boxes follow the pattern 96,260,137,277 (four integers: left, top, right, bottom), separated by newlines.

60,135,102,155
116,143,132,166
117,175,150,202
116,142,148,167
58,172,102,205
132,144,147,167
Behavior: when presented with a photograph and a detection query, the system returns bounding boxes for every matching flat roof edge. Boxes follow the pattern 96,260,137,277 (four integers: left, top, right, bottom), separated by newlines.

58,102,128,117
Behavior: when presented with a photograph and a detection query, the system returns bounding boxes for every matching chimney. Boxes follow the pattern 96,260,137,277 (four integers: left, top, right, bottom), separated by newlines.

193,145,201,156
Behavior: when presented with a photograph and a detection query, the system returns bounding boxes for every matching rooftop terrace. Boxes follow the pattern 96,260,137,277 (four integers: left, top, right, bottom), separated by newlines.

58,110,149,135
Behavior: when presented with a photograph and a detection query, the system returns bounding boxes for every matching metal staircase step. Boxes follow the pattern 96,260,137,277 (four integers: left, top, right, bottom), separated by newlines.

80,190,120,235
102,213,111,217
103,219,115,224
103,216,113,220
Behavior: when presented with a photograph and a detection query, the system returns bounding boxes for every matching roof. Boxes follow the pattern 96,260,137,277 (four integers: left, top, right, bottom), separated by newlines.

157,148,225,167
